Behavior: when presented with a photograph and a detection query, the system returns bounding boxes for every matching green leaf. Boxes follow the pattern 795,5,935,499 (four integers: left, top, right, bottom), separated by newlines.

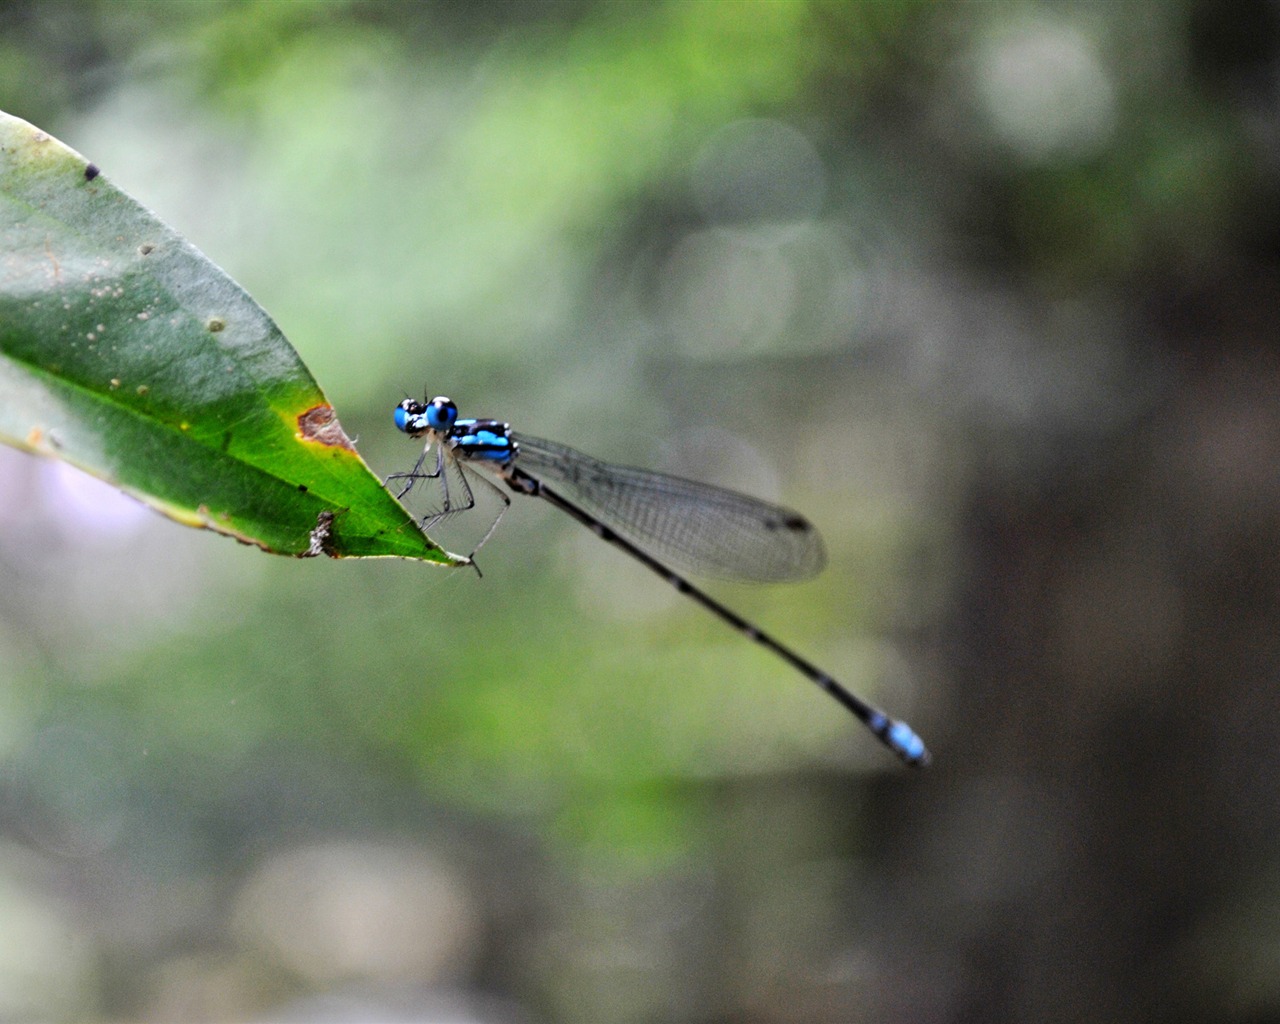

0,109,458,564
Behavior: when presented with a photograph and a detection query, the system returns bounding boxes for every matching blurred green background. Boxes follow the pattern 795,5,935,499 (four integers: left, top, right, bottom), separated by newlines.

2,1,1279,1021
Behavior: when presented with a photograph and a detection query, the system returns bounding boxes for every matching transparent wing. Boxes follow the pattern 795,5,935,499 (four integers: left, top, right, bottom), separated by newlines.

389,441,479,521
511,433,826,583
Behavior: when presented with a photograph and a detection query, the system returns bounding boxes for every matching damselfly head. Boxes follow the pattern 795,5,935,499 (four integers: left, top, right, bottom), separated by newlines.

394,396,459,436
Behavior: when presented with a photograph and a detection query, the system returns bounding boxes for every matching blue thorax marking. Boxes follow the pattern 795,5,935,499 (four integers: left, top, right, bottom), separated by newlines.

451,419,514,463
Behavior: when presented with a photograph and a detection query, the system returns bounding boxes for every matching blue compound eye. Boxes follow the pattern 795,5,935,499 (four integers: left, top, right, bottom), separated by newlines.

426,396,458,430
393,399,426,433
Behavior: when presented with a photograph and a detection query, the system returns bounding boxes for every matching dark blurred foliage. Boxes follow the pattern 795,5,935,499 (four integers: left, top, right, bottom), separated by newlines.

2,1,1280,1022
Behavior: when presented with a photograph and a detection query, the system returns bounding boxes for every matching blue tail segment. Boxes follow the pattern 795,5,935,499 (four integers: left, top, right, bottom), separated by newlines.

867,711,931,767
888,719,931,767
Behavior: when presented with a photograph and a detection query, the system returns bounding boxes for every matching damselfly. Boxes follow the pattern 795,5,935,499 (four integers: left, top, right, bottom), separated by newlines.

390,395,930,767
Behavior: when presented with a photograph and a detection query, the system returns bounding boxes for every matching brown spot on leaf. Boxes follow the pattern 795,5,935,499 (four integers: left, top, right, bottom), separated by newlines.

297,404,356,451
